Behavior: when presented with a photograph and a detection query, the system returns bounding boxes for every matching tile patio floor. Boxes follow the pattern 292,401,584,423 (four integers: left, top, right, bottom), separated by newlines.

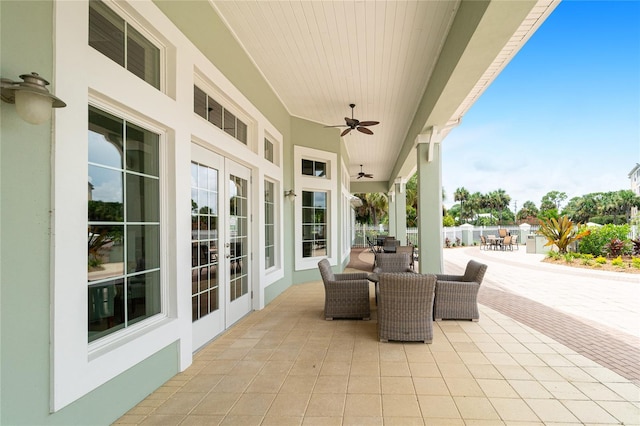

115,246,640,425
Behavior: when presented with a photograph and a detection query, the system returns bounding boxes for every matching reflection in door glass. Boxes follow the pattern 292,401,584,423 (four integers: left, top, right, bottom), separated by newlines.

191,162,219,321
229,175,248,301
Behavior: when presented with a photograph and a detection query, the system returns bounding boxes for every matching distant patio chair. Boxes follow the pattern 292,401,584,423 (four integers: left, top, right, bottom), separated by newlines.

434,260,488,321
511,234,519,250
377,272,436,343
318,259,371,321
479,235,489,250
501,235,512,251
498,228,508,238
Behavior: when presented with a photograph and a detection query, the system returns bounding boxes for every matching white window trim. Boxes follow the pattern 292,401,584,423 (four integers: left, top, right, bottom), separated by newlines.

294,146,338,270
52,96,179,411
341,160,351,264
262,177,280,275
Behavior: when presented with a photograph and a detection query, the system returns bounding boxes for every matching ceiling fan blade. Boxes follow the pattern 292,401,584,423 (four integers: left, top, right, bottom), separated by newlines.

357,127,373,135
358,121,379,126
365,174,374,178
341,128,352,137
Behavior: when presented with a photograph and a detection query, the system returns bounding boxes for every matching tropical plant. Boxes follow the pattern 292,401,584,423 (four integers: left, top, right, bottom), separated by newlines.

604,238,628,258
537,215,590,254
632,257,640,269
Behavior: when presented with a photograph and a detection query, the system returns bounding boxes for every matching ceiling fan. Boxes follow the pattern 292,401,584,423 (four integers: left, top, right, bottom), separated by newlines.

355,164,374,179
326,103,379,136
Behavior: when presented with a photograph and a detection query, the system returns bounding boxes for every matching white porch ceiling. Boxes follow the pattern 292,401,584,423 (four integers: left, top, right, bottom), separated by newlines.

211,0,559,187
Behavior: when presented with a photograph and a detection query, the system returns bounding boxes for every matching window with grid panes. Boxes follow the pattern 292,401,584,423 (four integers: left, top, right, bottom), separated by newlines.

193,85,248,145
302,191,327,258
264,180,275,268
87,106,161,342
89,0,160,89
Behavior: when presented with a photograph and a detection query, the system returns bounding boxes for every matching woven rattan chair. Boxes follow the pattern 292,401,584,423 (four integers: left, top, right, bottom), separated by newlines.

434,260,488,321
377,272,436,343
318,259,371,321
395,245,415,270
373,252,413,274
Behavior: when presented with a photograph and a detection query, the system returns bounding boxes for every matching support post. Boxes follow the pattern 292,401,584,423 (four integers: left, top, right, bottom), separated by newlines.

393,179,407,244
416,128,444,274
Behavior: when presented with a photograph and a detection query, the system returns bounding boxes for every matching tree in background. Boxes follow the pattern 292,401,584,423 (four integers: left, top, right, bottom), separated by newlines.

561,190,640,225
454,187,470,223
539,190,567,220
517,200,539,223
486,189,511,224
405,174,418,227
354,192,389,226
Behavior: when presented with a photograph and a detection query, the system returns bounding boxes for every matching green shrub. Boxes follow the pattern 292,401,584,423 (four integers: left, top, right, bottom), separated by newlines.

443,215,455,227
581,258,592,266
563,253,575,263
632,257,640,269
611,256,625,267
546,251,561,260
578,224,631,256
595,256,607,264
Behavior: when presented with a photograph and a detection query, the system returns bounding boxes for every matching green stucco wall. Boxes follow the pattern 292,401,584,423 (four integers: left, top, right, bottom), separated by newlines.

0,2,179,424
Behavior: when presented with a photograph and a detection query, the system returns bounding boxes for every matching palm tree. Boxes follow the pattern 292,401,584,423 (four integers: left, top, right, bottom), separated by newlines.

466,192,483,223
365,192,388,227
453,187,470,223
492,189,511,224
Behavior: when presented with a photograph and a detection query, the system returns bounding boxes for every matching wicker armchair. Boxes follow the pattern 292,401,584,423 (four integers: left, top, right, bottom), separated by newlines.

373,252,413,274
318,259,371,321
377,272,436,343
434,260,488,321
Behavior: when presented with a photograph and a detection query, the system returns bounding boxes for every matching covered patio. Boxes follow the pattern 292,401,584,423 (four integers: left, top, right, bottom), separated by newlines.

116,248,640,425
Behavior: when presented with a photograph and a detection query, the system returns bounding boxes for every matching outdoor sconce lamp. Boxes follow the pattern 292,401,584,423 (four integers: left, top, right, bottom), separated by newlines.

1,72,66,125
284,189,297,199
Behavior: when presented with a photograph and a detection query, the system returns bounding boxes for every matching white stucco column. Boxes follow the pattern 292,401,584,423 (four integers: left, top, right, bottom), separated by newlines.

393,179,407,243
416,129,444,274
387,190,396,236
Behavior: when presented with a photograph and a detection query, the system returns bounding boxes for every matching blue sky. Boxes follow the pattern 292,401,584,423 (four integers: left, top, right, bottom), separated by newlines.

442,0,640,212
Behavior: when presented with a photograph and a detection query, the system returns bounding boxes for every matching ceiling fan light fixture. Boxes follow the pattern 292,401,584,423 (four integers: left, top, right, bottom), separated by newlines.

325,103,379,136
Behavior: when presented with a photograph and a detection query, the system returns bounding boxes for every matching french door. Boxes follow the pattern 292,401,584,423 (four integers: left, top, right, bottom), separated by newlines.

190,144,252,351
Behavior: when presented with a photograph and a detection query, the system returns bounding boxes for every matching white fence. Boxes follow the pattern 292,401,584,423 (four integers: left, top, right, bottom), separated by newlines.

351,224,539,248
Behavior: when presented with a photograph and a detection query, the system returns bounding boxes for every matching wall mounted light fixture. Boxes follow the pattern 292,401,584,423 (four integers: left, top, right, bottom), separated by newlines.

284,189,297,199
1,72,66,125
